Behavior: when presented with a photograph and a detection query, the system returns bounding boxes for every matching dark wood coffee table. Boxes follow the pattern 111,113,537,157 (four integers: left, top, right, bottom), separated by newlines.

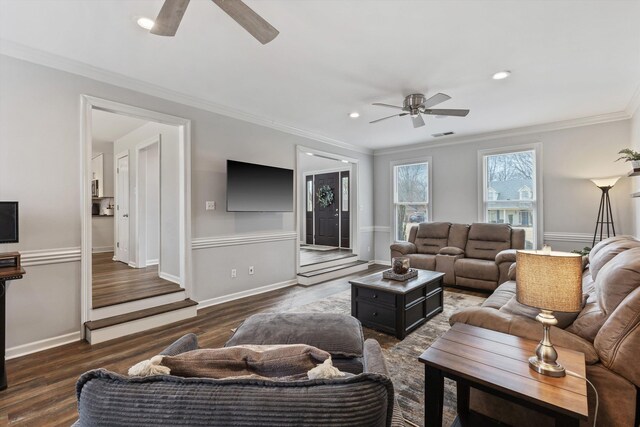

350,269,444,339
419,323,588,427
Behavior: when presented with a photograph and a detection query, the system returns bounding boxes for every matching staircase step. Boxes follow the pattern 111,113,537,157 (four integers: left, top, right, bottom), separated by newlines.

297,260,369,286
299,253,358,273
85,299,198,344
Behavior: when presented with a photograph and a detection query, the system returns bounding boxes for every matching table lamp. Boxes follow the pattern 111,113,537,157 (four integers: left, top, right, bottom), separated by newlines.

590,176,620,247
516,250,583,377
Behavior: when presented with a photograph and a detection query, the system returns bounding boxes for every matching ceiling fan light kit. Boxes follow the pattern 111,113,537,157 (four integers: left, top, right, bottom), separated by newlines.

150,0,279,44
370,93,470,128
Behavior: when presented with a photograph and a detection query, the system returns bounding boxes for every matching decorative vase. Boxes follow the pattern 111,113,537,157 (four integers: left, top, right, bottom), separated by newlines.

392,257,410,275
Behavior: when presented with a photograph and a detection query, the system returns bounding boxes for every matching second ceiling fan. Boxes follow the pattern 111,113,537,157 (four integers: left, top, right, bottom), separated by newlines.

371,93,469,128
151,0,279,44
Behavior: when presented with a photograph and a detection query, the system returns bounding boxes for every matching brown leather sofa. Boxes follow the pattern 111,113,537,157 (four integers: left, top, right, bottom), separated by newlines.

390,222,525,291
450,235,640,427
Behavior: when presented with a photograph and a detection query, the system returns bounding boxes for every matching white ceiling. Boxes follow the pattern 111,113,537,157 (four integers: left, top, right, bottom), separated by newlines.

1,0,639,150
92,109,148,142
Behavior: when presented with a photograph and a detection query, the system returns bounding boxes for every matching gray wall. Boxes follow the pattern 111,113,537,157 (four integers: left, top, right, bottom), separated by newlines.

373,119,634,259
0,55,374,351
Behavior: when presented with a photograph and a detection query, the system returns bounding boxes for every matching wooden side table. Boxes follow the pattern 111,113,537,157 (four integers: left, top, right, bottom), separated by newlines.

419,323,588,427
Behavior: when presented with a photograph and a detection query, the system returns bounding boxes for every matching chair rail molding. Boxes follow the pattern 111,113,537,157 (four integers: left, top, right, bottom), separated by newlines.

543,232,594,244
192,231,298,250
20,247,82,267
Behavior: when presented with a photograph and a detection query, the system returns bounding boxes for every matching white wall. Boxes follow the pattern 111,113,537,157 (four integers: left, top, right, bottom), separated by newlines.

91,139,114,251
114,122,179,276
373,119,633,259
0,55,374,351
631,106,640,237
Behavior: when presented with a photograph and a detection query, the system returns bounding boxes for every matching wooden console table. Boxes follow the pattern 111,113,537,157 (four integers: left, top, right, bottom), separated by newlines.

419,323,588,426
0,266,25,391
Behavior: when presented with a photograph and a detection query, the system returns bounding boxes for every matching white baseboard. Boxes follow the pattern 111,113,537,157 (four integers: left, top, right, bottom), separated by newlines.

92,246,114,254
159,271,181,284
374,259,391,266
197,279,297,310
6,331,81,360
128,261,138,268
146,259,159,266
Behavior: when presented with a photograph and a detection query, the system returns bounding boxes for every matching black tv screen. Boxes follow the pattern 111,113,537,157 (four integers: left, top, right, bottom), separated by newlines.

227,160,294,212
0,202,19,243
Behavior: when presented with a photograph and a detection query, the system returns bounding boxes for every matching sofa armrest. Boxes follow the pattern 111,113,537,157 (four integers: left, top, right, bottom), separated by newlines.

363,338,389,376
439,246,465,256
390,242,417,256
496,249,517,264
159,333,199,356
450,307,599,364
508,263,516,281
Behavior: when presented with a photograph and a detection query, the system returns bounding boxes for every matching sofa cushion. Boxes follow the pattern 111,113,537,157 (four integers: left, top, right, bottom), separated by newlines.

465,223,512,261
595,247,640,315
589,235,640,280
414,222,451,254
455,258,499,282
448,223,470,250
499,295,587,329
482,281,516,309
225,313,363,359
407,253,436,270
157,345,330,380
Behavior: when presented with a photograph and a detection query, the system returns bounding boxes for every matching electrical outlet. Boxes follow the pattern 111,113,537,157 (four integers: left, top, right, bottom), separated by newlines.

249,266,254,275
205,201,216,211
231,268,237,278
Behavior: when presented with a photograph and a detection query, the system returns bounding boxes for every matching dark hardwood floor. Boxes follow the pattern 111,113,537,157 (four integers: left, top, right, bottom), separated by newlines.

299,247,354,266
1,265,387,426
92,252,183,308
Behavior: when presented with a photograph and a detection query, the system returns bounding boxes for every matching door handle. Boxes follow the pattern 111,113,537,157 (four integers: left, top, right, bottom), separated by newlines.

334,213,339,217
123,214,129,218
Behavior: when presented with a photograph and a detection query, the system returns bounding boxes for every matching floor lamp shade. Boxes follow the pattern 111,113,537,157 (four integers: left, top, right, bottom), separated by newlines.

516,251,583,312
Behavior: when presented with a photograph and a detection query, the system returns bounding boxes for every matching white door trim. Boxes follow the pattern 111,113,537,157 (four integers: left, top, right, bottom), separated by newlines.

134,135,161,270
114,150,130,264
80,95,192,337
295,146,360,273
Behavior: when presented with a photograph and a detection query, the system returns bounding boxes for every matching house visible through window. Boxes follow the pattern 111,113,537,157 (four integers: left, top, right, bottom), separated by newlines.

393,161,429,241
482,149,537,249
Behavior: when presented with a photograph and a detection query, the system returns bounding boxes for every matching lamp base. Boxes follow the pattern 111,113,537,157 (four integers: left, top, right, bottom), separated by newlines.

529,356,566,377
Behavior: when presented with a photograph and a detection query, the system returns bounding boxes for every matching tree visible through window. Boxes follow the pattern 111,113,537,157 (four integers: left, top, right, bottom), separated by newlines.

394,162,429,241
483,150,536,249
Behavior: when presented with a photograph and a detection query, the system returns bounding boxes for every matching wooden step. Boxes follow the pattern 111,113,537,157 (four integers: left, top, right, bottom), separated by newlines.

85,299,198,344
297,260,369,286
299,253,358,273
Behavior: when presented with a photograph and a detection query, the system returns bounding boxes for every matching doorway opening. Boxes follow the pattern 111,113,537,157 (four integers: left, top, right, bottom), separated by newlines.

296,147,359,270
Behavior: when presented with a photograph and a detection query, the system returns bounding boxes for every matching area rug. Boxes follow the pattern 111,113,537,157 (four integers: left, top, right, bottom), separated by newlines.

285,289,486,427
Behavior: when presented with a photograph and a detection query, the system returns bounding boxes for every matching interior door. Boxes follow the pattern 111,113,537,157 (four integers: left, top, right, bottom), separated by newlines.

314,172,339,247
116,154,130,264
305,175,313,244
340,171,350,248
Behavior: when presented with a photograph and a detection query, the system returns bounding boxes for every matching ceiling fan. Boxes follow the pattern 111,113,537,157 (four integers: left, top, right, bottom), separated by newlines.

370,93,469,128
150,0,279,44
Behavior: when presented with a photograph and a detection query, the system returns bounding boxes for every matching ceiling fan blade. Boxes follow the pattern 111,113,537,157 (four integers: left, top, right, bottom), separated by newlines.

370,113,408,124
423,108,470,117
372,102,404,110
412,114,425,128
150,0,191,36
422,93,451,109
211,0,279,44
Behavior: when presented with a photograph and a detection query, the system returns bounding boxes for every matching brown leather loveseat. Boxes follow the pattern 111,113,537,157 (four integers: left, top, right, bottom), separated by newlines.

390,222,525,291
450,235,640,426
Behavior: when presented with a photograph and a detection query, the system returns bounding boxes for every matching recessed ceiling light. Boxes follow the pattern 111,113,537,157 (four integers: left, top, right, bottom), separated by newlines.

349,112,360,118
137,17,155,30
492,70,511,80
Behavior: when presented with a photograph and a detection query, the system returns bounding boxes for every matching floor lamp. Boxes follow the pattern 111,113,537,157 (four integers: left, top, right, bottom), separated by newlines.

590,177,620,247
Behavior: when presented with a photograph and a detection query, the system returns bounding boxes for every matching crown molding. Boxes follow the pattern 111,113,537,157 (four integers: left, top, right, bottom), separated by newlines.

0,39,372,155
627,83,640,118
373,110,631,156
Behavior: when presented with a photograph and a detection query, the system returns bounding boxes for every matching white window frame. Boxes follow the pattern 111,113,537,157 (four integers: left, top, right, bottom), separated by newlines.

390,157,433,242
477,143,543,249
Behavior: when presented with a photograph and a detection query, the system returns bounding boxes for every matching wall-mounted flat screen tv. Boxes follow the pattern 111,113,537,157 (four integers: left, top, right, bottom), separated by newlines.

0,201,19,243
227,160,293,212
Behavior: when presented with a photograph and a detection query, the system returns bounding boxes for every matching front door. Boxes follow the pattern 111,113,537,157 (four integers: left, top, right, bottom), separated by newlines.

314,172,339,247
116,153,130,264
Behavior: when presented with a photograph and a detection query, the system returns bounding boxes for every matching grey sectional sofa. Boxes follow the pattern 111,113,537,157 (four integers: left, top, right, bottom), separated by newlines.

391,222,525,291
